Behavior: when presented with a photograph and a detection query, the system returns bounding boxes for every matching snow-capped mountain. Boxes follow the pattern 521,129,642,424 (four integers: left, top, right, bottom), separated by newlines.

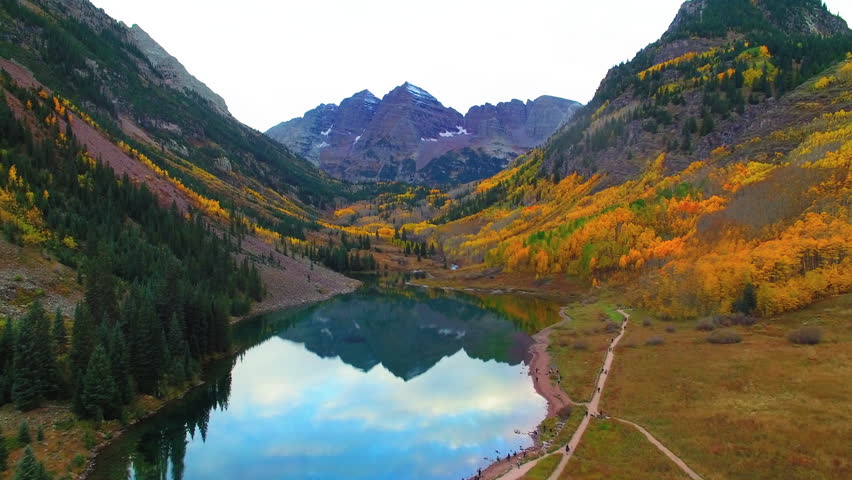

265,83,581,184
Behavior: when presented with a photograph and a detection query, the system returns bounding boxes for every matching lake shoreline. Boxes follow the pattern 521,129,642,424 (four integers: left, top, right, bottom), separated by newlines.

79,283,359,480
464,307,575,480
83,282,563,480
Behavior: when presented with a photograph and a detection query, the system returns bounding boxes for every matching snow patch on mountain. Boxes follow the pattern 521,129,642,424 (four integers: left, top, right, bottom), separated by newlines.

438,126,470,138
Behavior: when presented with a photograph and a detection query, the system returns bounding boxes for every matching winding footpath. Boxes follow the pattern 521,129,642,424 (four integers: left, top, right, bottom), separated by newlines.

612,418,704,480
493,308,703,480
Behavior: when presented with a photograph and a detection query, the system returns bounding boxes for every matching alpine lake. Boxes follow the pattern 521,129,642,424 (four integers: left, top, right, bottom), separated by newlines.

88,281,564,480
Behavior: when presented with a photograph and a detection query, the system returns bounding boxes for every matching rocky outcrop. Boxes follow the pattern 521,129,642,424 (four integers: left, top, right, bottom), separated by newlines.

664,0,850,39
128,25,230,116
266,83,581,184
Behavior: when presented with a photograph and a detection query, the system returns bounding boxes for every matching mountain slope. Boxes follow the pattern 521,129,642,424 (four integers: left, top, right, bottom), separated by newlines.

363,0,852,319
0,0,343,210
266,83,581,184
543,0,851,186
127,24,231,117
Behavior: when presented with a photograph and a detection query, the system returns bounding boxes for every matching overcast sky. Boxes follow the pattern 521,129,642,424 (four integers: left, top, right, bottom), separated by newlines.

90,0,852,132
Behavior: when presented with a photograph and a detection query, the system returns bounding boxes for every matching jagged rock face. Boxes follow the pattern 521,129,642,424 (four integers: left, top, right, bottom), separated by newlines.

664,0,850,39
757,0,850,37
33,1,231,117
265,104,338,166
266,83,581,184
128,25,231,116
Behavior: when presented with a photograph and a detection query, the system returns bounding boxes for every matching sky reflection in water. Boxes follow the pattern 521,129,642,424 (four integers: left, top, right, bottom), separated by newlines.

106,289,549,480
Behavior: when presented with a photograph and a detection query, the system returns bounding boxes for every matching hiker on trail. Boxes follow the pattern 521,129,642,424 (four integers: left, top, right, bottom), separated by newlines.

565,444,570,453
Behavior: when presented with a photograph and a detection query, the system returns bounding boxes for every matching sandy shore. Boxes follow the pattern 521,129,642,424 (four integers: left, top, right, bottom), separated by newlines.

465,307,576,480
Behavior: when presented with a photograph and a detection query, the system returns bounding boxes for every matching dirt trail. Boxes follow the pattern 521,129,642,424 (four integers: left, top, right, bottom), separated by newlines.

478,307,705,480
540,308,630,480
613,418,704,480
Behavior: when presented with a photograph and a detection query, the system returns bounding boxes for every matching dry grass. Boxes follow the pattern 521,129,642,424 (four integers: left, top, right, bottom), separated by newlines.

522,452,563,480
602,293,852,480
541,406,586,454
559,419,688,480
0,390,184,479
548,301,622,402
0,404,102,479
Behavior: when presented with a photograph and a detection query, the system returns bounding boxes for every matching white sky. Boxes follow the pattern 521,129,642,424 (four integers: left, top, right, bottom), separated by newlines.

90,0,852,132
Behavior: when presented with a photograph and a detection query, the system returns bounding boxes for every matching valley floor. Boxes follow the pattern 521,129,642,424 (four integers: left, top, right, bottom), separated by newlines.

431,268,851,480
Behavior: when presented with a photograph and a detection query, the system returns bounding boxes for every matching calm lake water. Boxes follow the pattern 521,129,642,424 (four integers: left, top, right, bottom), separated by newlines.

89,286,560,480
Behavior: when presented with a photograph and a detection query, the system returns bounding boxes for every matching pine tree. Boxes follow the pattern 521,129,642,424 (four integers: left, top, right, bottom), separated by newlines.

84,253,118,325
700,109,715,136
0,429,8,472
69,303,96,378
0,319,14,373
81,344,118,419
12,446,37,480
12,304,47,410
0,320,14,403
734,283,757,314
108,324,132,405
16,421,29,444
129,289,165,395
52,308,67,355
29,302,58,400
167,315,188,386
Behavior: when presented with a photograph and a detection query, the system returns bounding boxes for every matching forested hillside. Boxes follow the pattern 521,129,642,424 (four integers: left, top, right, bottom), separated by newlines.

545,0,851,184
334,0,852,319
0,1,363,474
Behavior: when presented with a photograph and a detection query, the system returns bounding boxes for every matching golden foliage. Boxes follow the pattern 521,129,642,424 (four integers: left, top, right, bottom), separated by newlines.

637,48,718,81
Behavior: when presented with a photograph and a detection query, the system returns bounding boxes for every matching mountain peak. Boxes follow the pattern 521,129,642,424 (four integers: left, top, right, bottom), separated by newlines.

394,82,439,103
664,0,850,40
351,89,380,106
266,85,581,184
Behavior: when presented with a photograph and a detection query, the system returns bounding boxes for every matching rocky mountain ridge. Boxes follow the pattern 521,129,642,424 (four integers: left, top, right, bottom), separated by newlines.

266,83,581,184
127,24,231,116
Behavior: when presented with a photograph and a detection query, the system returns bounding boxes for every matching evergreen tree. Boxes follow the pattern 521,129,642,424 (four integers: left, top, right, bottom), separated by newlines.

81,345,118,419
12,447,37,480
734,283,758,314
83,253,118,325
0,320,14,403
128,289,165,395
69,303,96,378
167,315,188,386
0,429,7,472
16,421,29,444
700,109,715,136
12,301,57,410
108,324,132,405
52,309,67,355
30,302,58,400
0,319,14,374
